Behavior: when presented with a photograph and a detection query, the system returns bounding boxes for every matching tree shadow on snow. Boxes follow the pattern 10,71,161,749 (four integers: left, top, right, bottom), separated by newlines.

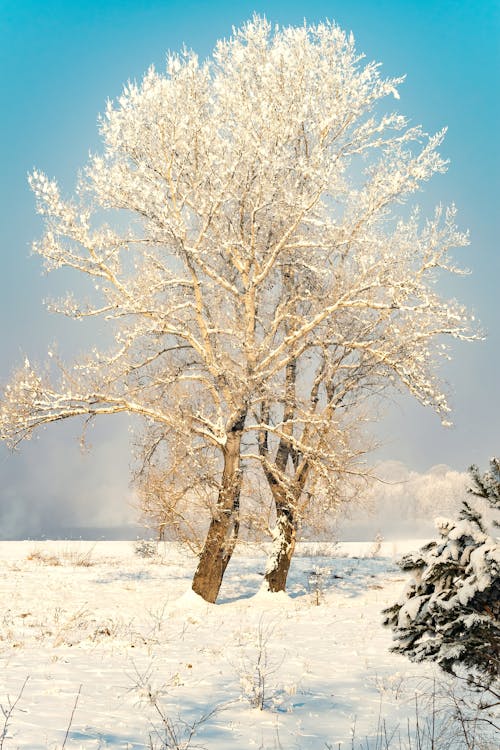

218,555,399,604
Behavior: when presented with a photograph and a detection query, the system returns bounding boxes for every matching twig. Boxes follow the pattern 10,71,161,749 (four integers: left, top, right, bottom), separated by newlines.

61,684,82,749
148,693,223,749
430,677,436,750
0,675,30,750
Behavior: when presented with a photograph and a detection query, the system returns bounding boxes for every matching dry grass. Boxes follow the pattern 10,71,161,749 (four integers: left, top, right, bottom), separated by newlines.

26,545,95,567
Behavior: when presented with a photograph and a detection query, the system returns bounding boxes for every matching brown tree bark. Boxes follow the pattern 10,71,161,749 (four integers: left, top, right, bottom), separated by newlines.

191,412,245,603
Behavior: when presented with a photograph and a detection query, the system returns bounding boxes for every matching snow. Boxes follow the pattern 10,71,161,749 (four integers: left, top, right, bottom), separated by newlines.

250,584,293,606
0,540,493,749
397,594,427,626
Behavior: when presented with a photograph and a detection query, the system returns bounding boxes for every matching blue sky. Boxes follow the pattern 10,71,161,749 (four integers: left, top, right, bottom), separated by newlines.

0,1,498,537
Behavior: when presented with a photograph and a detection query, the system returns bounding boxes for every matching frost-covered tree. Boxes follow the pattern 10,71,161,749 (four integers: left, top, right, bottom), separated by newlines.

383,459,500,685
0,17,476,602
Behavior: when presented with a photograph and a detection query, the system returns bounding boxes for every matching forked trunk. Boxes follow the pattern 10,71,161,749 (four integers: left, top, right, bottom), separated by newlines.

191,414,245,603
264,486,297,593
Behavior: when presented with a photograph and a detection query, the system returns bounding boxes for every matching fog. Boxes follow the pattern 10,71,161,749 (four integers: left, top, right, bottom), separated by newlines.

0,414,471,542
0,418,141,540
338,461,470,541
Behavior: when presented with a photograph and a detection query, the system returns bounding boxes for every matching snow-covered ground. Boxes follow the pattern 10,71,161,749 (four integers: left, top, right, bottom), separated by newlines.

0,541,496,749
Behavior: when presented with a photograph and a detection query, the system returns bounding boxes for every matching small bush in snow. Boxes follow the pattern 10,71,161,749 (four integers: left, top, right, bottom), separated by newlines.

369,531,384,558
134,539,158,558
233,618,283,710
383,459,500,686
308,566,331,605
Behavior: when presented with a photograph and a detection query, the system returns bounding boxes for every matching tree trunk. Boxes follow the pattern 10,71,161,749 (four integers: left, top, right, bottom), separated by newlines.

263,458,310,593
191,413,245,603
264,486,297,593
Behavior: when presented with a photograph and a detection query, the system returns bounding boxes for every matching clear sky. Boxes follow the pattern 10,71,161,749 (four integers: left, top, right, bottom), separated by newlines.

0,0,498,538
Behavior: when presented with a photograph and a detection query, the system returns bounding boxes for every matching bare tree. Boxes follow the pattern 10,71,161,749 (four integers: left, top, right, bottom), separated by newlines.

0,17,476,602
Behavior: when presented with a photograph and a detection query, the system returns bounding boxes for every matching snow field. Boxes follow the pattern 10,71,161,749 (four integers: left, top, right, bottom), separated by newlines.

0,541,493,749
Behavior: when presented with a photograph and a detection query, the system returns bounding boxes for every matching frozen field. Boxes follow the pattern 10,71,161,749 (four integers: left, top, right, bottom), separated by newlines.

0,540,496,749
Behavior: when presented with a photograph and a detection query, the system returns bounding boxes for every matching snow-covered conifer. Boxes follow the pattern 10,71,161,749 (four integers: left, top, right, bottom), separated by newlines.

383,460,500,684
468,457,500,528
